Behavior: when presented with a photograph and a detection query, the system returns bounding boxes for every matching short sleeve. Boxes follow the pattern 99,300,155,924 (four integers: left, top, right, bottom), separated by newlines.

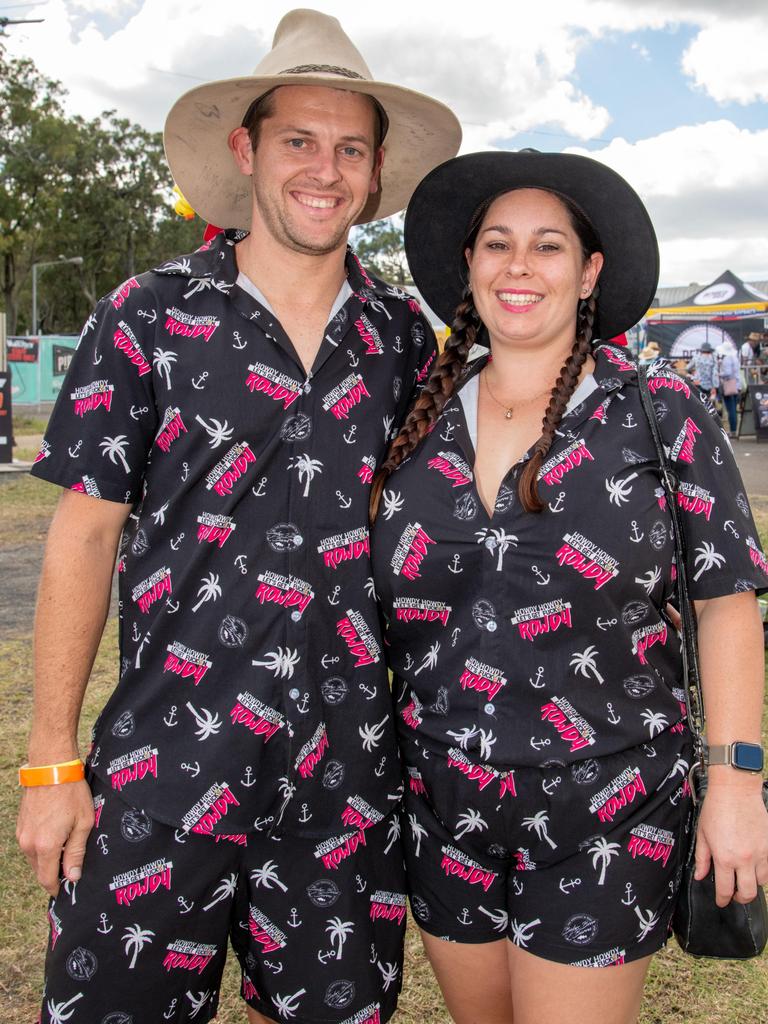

30,281,159,504
650,369,768,598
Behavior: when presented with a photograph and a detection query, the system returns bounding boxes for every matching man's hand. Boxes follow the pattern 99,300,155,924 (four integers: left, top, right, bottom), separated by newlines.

17,780,95,896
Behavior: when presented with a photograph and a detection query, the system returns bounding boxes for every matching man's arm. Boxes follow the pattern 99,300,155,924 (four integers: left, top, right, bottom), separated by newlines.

16,489,131,896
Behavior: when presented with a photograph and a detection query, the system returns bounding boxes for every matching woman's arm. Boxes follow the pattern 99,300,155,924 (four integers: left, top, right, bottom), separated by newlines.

693,591,768,905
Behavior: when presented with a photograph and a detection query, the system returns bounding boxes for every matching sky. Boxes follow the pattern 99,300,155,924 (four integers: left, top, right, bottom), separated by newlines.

3,0,768,289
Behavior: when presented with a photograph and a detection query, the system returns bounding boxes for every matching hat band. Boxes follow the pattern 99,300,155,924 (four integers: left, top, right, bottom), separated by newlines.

279,64,366,80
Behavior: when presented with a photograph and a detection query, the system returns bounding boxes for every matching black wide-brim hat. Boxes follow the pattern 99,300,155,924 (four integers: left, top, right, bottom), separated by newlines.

404,150,659,341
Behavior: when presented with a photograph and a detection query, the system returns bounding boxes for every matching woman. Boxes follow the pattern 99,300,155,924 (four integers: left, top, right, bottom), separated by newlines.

369,152,768,1024
717,335,741,437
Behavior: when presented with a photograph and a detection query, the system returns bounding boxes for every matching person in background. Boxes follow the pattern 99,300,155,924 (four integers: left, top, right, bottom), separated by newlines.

716,336,741,437
687,339,719,404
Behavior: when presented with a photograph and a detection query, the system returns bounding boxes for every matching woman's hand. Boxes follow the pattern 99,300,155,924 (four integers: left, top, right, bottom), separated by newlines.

694,776,768,906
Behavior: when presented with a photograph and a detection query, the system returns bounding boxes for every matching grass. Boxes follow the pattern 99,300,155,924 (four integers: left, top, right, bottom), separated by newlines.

10,413,49,435
2,480,768,1022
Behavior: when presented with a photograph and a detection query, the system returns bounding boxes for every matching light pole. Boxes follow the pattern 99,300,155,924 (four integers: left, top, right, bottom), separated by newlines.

31,255,84,336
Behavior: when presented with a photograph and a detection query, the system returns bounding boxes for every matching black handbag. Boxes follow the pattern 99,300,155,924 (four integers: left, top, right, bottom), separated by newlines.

637,364,768,959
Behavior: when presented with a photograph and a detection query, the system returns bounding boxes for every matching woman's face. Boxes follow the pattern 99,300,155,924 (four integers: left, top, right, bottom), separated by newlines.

465,188,603,355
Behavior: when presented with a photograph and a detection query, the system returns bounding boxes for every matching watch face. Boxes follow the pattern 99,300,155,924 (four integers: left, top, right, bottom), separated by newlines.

733,743,764,772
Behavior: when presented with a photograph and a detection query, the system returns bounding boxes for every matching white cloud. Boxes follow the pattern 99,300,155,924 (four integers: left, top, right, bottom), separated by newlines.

566,121,768,285
682,18,768,104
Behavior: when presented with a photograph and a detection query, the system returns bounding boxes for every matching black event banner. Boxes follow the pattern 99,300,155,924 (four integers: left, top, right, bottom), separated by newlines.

0,370,12,463
52,344,74,376
6,337,39,363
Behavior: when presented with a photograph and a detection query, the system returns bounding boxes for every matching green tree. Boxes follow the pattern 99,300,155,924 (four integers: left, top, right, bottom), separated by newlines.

352,218,412,286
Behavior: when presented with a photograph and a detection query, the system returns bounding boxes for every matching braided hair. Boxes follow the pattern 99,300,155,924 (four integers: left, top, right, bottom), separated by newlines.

370,186,603,520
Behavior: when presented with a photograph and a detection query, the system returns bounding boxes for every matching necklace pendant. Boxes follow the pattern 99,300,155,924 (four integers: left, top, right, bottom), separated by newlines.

505,409,513,420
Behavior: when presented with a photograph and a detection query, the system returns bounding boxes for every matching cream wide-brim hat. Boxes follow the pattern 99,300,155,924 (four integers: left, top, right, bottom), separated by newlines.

164,9,462,229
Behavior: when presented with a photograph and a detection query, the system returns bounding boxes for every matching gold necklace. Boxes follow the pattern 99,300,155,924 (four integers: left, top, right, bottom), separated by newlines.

483,369,552,420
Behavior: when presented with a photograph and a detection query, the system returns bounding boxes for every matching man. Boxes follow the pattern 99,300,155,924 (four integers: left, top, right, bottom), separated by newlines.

17,10,460,1023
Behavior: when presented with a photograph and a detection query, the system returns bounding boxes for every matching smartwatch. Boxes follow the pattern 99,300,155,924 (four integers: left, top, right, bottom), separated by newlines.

706,742,764,774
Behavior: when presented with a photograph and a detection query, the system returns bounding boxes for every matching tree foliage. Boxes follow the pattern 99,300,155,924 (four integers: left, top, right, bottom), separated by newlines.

0,45,202,335
352,218,412,286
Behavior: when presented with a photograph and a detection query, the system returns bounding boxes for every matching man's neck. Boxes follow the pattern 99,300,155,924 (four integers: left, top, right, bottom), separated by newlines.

234,223,348,316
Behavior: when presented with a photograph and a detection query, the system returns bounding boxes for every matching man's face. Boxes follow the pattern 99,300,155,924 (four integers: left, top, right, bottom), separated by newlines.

236,85,382,256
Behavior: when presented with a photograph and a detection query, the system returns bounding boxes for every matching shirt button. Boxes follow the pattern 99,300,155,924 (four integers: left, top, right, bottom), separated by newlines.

289,688,300,700
484,703,495,715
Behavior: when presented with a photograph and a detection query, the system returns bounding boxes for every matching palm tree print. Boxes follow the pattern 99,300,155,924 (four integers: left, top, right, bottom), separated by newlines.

271,988,307,1020
447,724,479,749
288,454,324,497
414,640,440,675
252,647,300,679
192,572,221,612
99,434,130,474
634,905,660,941
408,812,427,857
522,810,557,850
202,872,237,911
250,860,288,893
187,990,212,1019
46,993,84,1024
641,708,668,738
635,566,662,594
588,837,621,886
475,527,518,571
605,472,637,506
455,808,488,839
382,489,404,520
478,727,497,761
153,348,177,390
377,961,399,991
569,645,605,684
693,541,726,581
325,917,354,959
123,923,155,968
479,906,509,933
509,917,542,948
195,414,234,449
185,701,222,740
383,814,401,855
359,715,389,752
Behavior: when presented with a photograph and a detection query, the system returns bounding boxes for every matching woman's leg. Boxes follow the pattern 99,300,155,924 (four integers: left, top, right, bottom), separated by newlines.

420,930,514,1024
507,943,652,1024
724,393,738,433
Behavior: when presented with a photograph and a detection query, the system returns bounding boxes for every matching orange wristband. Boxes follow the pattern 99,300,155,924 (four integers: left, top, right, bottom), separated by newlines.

18,759,85,787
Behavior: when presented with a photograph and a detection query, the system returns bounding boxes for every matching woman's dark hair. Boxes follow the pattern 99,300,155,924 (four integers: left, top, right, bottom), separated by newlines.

369,186,602,520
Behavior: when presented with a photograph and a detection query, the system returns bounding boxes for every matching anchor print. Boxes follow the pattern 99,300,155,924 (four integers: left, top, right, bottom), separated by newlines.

542,775,561,795
440,421,456,442
296,692,311,714
457,908,473,926
723,520,740,538
234,554,248,574
68,440,83,458
359,682,376,700
166,598,180,614
232,331,247,349
343,425,357,445
622,882,636,906
163,999,178,1020
241,766,256,788
531,564,550,585
181,761,200,778
448,554,463,574
321,654,339,668
606,702,621,724
177,896,194,914
529,666,545,689
253,816,274,832
355,874,367,894
93,350,102,365
529,736,551,751
298,803,312,824
712,446,723,465
96,834,109,855
596,617,617,631
393,336,403,354
287,908,302,929
629,520,644,543
511,877,524,896
347,349,360,368
129,405,148,421
191,372,208,390
327,585,341,606
181,462,190,482
97,912,113,934
264,960,284,974
451,627,461,647
251,477,267,497
548,491,565,513
374,756,387,777
336,490,352,509
173,829,187,844
558,877,581,895
317,949,334,965
622,412,637,428
163,705,178,727
170,533,185,551
131,621,141,642
137,307,157,323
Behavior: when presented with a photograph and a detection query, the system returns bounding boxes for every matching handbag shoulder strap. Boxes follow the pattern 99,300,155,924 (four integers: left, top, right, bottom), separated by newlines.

636,364,706,747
